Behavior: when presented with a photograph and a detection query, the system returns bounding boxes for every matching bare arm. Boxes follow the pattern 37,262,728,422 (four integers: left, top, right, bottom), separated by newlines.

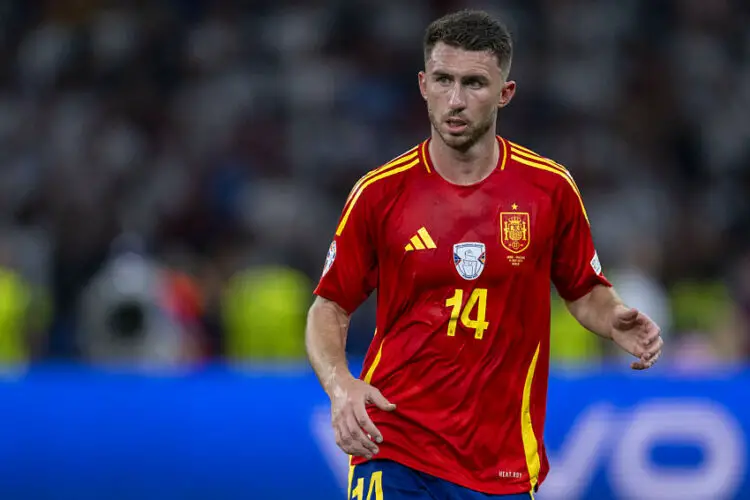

565,284,663,369
305,296,395,459
564,284,625,340
309,174,396,458
305,296,356,396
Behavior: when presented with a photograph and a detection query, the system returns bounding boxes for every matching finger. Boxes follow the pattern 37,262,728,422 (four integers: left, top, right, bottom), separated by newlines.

339,426,370,458
643,337,664,358
335,420,356,455
641,329,660,345
354,403,384,444
632,349,662,370
366,388,397,412
630,359,648,370
631,338,650,358
345,412,378,457
335,412,368,457
646,349,662,365
636,332,661,355
639,319,660,338
630,354,648,370
619,307,638,321
333,424,343,450
345,411,377,453
649,351,662,366
351,411,380,455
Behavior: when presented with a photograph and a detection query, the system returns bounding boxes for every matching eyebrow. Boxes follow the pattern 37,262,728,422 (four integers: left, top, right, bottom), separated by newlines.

462,74,489,82
432,71,489,82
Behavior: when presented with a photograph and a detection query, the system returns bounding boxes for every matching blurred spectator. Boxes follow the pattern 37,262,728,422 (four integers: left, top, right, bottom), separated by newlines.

605,240,673,361
549,292,605,366
0,0,745,366
669,279,737,367
222,263,311,361
77,245,199,368
0,238,50,366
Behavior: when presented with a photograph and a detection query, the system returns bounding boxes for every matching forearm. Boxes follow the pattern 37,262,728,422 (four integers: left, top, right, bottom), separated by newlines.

565,284,625,339
305,296,356,397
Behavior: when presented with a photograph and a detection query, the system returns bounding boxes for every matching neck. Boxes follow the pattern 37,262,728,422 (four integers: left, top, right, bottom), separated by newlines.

429,130,499,186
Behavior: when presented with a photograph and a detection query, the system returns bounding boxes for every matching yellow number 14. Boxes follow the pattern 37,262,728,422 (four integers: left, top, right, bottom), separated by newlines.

445,288,489,339
352,471,383,500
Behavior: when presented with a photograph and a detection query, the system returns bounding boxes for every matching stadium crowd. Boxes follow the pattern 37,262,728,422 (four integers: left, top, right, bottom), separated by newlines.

0,0,747,368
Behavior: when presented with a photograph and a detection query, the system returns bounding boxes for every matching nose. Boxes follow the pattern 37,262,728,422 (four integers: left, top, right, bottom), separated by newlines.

448,82,466,110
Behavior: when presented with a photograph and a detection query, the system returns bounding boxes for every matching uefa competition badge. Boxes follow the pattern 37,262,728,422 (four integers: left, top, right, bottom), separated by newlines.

453,242,486,280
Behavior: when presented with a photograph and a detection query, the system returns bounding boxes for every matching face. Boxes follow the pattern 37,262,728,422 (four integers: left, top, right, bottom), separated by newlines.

419,42,516,152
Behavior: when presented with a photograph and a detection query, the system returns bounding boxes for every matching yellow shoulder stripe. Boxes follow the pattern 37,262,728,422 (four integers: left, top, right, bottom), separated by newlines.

345,147,419,206
509,144,586,201
336,157,419,235
510,154,590,224
510,146,566,173
509,141,549,160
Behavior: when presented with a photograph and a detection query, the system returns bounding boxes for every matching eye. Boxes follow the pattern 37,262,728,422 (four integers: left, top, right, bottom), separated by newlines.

435,75,451,85
465,79,484,89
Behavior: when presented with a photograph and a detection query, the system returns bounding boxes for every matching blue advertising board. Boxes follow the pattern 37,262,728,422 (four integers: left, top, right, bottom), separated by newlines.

0,363,747,500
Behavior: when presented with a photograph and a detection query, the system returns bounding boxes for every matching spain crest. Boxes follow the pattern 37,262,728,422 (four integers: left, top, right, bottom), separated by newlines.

453,242,486,280
500,212,530,254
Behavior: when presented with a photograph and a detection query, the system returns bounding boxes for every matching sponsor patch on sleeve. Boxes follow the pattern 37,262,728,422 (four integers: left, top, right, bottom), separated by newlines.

321,241,336,277
590,251,602,275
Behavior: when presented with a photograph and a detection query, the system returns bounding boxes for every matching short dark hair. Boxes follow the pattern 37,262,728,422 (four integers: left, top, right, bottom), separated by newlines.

423,9,513,78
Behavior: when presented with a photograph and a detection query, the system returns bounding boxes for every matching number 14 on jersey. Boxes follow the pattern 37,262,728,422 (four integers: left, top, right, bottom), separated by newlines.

445,288,489,339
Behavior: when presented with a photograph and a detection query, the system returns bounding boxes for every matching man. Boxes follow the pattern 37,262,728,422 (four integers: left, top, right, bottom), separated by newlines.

306,9,663,500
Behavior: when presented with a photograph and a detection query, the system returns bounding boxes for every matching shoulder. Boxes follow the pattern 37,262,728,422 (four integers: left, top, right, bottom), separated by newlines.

356,142,425,192
335,142,425,235
346,142,426,205
502,138,589,222
503,139,575,188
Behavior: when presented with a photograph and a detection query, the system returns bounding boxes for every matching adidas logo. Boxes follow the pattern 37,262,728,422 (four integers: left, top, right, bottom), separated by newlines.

405,227,437,251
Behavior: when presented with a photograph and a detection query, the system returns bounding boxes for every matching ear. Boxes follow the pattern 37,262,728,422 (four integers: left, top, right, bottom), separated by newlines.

498,80,516,109
418,71,428,101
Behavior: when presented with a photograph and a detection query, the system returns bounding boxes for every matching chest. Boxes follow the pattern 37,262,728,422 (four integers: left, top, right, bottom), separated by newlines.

378,179,557,288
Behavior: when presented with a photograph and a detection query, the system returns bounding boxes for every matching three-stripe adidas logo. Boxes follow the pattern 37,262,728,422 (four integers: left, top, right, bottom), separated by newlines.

405,227,436,251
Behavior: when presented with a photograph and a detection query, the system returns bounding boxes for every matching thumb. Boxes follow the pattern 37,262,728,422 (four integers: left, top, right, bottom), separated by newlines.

367,388,396,412
614,307,638,326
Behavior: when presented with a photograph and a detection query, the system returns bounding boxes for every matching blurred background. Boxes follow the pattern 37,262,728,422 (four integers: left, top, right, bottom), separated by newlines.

0,0,748,499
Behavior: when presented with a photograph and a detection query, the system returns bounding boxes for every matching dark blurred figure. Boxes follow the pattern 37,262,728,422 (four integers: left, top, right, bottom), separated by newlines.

0,0,744,365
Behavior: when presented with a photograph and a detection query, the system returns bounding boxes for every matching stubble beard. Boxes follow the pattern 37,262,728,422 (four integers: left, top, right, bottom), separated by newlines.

428,106,496,154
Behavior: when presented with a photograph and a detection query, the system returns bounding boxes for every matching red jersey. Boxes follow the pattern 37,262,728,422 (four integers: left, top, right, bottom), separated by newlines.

314,136,611,496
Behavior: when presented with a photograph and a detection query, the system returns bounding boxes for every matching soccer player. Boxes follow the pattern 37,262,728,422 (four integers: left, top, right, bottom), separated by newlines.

305,9,663,500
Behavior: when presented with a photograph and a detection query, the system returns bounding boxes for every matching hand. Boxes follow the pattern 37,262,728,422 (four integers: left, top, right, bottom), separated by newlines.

330,377,396,459
610,306,663,370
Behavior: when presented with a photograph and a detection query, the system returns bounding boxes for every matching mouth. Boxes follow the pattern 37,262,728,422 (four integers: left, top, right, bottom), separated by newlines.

445,117,468,133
